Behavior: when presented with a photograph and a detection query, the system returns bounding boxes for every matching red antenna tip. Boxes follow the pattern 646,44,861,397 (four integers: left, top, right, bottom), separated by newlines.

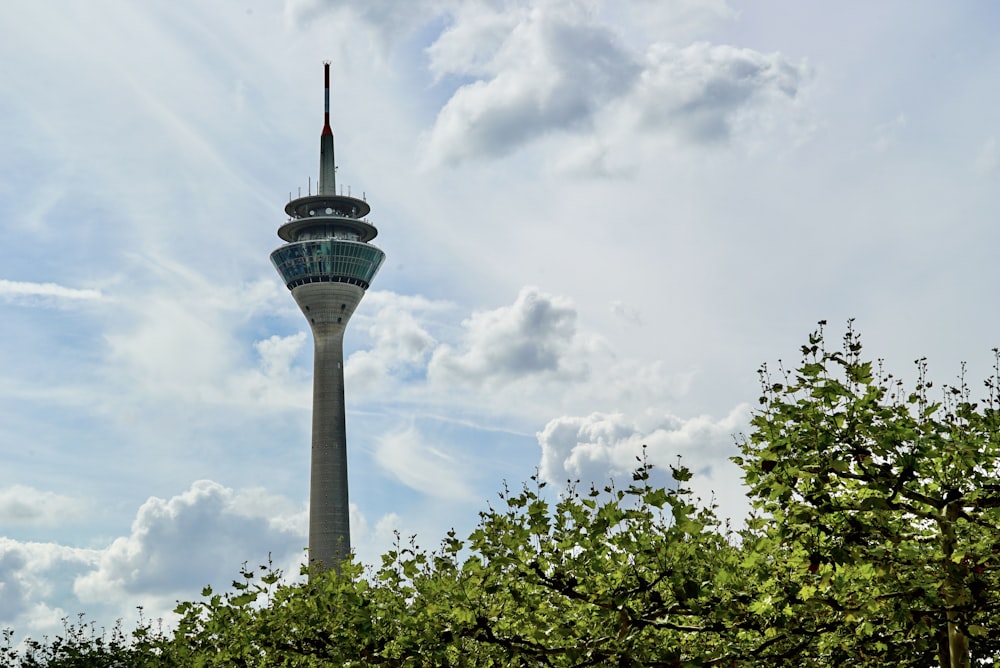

322,61,332,136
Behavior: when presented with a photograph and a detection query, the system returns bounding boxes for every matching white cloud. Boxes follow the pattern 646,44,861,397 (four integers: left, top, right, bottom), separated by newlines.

538,405,749,482
344,287,693,426
627,42,807,144
0,482,308,640
363,290,456,313
255,332,309,379
349,505,405,565
229,486,307,536
103,257,297,409
426,4,521,80
536,404,752,519
0,486,87,526
230,332,312,409
74,481,305,606
0,539,100,631
428,286,587,388
424,5,640,165
0,280,103,304
346,301,437,394
373,426,477,500
421,3,808,166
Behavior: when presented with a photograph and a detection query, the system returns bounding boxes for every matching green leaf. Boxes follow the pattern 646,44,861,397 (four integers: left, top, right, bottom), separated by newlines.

968,624,988,637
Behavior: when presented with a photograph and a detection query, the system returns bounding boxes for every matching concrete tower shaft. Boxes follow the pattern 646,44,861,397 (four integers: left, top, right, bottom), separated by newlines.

269,63,385,573
293,282,365,571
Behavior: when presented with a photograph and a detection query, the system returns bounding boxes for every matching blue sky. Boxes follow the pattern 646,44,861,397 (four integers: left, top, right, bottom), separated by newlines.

3,0,1000,639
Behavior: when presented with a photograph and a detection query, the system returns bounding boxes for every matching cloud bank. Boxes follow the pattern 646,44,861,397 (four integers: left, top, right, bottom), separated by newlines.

420,3,810,166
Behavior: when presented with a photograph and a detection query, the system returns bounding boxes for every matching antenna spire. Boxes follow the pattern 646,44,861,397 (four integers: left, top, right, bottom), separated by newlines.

319,61,336,195
322,61,332,137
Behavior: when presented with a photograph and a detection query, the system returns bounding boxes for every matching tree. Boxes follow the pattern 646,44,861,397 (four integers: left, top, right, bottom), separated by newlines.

0,614,169,668
157,459,852,666
736,322,1000,667
165,463,770,666
10,322,1000,666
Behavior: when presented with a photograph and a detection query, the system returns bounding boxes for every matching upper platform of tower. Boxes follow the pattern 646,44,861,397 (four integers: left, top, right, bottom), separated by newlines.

277,62,379,244
278,194,377,243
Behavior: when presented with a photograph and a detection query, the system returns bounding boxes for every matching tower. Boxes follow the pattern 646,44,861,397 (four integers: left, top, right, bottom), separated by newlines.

270,63,385,573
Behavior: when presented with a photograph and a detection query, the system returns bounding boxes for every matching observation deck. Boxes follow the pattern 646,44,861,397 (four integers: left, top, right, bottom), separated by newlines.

271,193,385,291
278,193,377,243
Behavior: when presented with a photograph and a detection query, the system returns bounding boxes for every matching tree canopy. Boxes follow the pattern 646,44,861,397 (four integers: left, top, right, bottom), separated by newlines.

736,322,1000,666
5,323,1000,667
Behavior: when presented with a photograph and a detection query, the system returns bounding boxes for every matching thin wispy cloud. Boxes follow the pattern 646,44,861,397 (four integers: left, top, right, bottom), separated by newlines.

0,280,103,303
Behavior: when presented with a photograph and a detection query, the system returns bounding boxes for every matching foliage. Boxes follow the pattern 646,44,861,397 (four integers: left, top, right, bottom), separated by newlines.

7,323,1000,666
0,614,169,668
736,321,1000,667
163,462,777,666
